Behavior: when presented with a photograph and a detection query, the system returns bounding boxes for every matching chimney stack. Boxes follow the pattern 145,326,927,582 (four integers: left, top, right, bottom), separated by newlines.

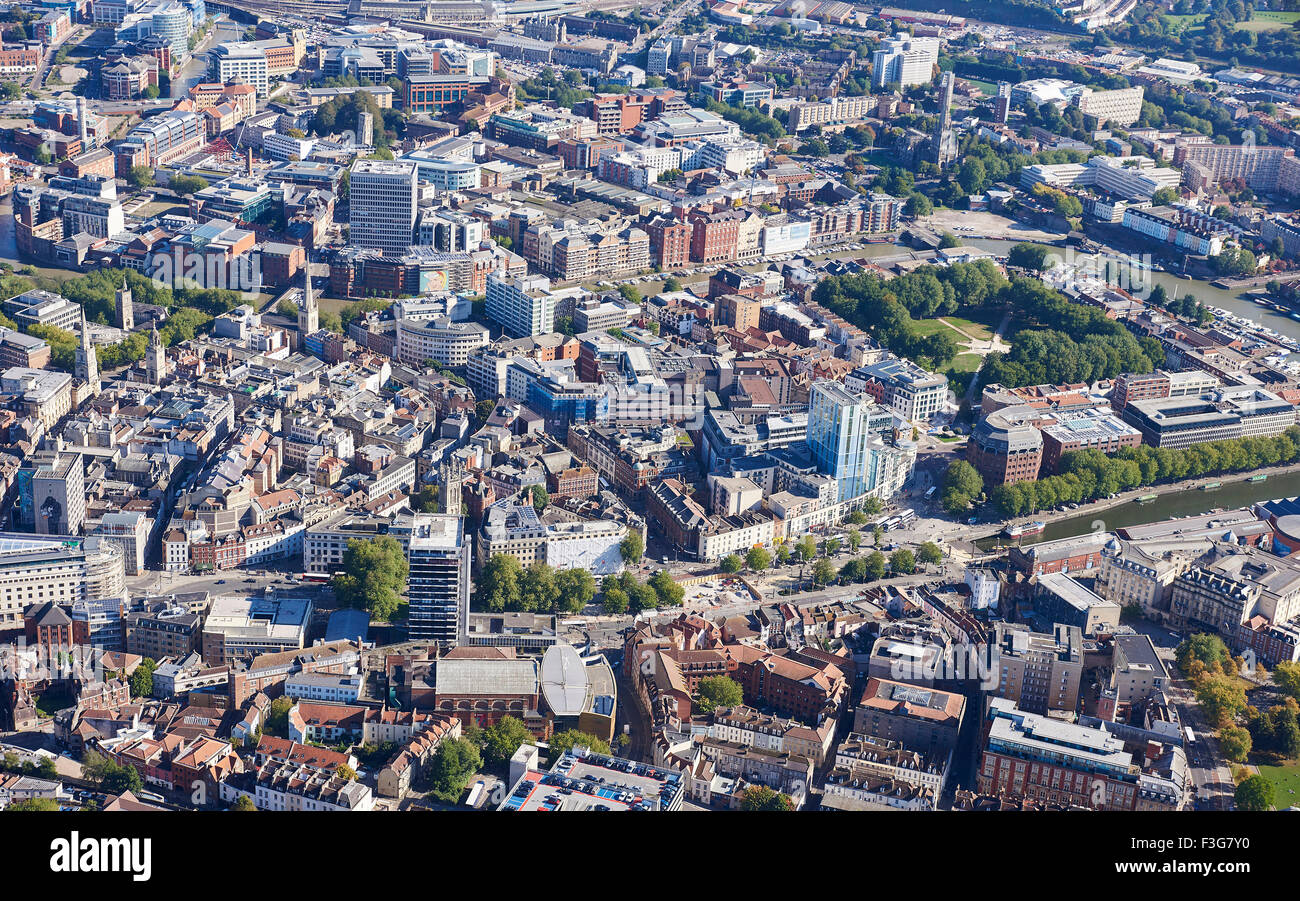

246,147,253,177
77,95,88,147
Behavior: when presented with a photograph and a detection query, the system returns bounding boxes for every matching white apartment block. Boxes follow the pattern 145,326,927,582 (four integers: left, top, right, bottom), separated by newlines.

283,672,363,703
697,515,775,562
395,316,489,368
466,347,514,401
1020,155,1181,201
647,39,672,75
62,195,125,239
0,534,125,631
1121,205,1227,256
1071,86,1144,127
544,520,627,575
871,34,939,90
787,94,875,133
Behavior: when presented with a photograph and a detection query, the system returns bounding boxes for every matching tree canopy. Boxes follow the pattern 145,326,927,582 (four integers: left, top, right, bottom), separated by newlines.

1234,775,1273,811
549,729,610,755
694,675,743,713
476,716,534,768
740,785,795,811
333,536,408,622
428,737,482,802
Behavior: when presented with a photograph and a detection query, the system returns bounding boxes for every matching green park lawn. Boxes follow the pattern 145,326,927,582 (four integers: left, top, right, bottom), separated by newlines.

1235,10,1300,31
1253,762,1300,808
943,314,996,342
910,317,967,341
134,201,188,218
947,352,983,374
1162,13,1207,32
912,311,998,346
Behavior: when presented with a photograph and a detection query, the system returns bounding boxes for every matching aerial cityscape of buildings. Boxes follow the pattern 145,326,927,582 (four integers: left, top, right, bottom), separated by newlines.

1,0,1300,866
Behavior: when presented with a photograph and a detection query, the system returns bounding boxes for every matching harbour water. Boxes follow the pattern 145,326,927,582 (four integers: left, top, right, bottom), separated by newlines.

976,468,1300,552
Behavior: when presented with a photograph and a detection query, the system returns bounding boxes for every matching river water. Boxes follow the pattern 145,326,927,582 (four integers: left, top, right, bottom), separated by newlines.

975,468,1300,552
171,20,246,99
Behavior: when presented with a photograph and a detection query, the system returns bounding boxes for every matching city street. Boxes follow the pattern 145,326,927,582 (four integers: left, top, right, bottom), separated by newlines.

1130,620,1235,810
126,560,319,602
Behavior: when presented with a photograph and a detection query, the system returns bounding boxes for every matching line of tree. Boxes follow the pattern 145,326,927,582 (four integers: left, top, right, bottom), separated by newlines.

978,272,1165,389
309,88,405,151
81,748,144,796
698,97,786,142
740,784,795,810
1148,284,1213,326
599,569,682,616
991,426,1300,516
942,460,985,516
1109,0,1300,79
0,751,56,780
2,268,221,372
476,555,597,615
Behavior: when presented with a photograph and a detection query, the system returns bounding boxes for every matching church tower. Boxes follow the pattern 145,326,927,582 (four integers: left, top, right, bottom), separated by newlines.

438,458,464,515
75,309,99,396
115,278,134,331
147,321,165,385
298,266,318,337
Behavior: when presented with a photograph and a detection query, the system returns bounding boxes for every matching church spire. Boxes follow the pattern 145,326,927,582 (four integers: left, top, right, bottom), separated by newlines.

298,264,319,336
75,306,99,396
303,265,316,312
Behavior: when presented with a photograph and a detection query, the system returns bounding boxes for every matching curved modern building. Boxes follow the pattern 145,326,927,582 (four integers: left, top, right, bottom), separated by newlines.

0,534,125,633
968,409,1043,486
395,315,489,368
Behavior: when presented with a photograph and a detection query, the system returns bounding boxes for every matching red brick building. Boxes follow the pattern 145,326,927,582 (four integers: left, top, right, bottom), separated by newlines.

646,216,692,269
24,602,73,655
967,411,1044,486
728,644,847,725
547,463,598,499
688,207,744,264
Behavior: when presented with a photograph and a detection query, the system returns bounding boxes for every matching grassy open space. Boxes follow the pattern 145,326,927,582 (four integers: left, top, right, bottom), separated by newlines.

1253,761,1300,807
942,315,996,343
1,263,79,286
135,201,188,218
911,317,968,341
912,309,1000,347
34,688,73,718
1236,9,1300,31
318,296,370,316
947,352,983,373
964,78,999,96
1163,13,1207,32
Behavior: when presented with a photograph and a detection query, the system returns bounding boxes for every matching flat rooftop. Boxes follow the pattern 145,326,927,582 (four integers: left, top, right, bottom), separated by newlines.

205,594,311,640
408,513,464,551
501,749,683,811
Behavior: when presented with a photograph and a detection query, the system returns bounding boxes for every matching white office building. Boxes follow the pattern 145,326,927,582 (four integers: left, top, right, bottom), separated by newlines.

1072,86,1145,127
395,316,489,368
348,159,418,254
210,43,270,97
485,272,556,338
